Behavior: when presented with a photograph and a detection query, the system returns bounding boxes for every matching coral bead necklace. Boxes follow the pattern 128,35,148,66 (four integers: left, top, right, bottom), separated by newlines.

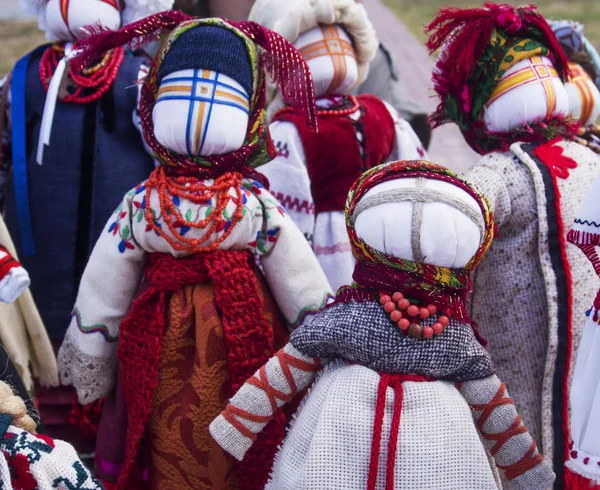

39,43,124,104
378,291,451,339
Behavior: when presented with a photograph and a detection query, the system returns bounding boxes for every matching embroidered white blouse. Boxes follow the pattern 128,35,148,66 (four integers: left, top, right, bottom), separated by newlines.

57,177,333,404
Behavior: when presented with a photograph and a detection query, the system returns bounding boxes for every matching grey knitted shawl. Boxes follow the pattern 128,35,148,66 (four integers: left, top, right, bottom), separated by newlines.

290,299,495,381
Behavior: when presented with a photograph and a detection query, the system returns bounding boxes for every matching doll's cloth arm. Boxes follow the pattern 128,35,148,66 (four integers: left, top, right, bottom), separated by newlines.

258,195,333,328
383,101,429,163
259,120,316,244
210,342,324,461
459,375,555,490
58,190,146,404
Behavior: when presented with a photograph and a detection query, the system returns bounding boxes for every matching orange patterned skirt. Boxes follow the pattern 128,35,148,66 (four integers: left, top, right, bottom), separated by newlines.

145,275,288,489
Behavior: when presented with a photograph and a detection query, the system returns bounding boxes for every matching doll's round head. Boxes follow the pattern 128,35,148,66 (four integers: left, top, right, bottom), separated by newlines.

152,24,253,157
294,24,359,97
564,62,600,126
427,4,575,153
483,56,569,133
346,160,494,272
249,0,378,90
44,0,121,42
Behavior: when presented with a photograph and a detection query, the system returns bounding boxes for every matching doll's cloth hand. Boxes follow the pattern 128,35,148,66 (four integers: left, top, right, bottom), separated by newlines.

0,247,30,303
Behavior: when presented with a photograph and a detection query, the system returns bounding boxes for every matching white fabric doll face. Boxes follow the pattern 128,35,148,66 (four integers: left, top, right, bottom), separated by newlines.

483,55,569,132
354,177,484,269
153,69,250,156
294,24,359,97
45,0,121,42
564,63,600,126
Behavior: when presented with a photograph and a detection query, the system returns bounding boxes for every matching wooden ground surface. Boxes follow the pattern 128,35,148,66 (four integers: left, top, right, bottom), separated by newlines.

364,0,480,173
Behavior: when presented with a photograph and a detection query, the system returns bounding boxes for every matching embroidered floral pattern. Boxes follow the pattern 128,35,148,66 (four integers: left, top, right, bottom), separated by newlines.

108,184,147,253
108,180,286,255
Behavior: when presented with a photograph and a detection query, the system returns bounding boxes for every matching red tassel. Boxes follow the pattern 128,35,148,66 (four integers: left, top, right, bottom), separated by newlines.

67,396,105,439
565,465,600,490
71,10,193,74
426,3,572,134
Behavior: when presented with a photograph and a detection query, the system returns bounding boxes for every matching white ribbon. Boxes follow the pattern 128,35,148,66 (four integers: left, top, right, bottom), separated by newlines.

36,42,73,165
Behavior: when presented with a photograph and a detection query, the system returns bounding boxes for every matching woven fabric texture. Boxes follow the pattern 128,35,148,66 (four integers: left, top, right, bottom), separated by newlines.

290,300,494,381
467,140,600,468
265,362,498,490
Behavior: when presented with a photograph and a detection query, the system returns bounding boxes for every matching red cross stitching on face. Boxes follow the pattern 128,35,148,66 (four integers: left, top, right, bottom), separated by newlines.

298,25,357,95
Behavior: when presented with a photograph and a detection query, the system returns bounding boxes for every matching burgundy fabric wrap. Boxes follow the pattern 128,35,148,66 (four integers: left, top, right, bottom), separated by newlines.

275,94,396,213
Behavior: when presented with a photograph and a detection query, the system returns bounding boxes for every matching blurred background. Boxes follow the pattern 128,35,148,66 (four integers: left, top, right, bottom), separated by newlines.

3,0,598,171
3,0,599,75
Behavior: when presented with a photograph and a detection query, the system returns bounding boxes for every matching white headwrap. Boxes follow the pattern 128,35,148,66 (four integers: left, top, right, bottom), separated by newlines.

354,177,484,269
153,69,250,156
484,55,569,133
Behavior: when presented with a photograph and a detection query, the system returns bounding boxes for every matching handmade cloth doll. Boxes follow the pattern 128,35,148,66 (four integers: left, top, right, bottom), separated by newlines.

210,160,554,490
551,20,600,153
0,381,102,489
564,173,600,489
248,0,427,292
0,214,58,395
0,0,165,342
426,4,600,484
57,12,332,490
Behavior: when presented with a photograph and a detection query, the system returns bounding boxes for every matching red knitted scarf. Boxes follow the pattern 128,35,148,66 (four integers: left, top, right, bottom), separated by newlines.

116,250,285,490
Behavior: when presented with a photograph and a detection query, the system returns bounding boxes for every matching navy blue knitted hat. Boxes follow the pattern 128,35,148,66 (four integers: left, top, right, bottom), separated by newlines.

158,25,253,95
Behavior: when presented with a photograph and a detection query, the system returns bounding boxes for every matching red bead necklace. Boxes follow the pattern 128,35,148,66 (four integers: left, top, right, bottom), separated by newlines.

144,168,244,254
276,95,359,119
378,291,451,339
39,43,124,104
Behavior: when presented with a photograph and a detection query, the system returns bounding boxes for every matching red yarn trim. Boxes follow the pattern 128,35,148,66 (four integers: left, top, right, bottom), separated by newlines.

0,246,20,280
115,251,285,490
533,138,575,473
366,374,434,490
221,348,320,443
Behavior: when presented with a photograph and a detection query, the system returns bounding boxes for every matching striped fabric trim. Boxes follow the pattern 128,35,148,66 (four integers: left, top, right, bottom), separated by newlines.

59,0,69,25
157,69,250,155
71,307,118,342
314,241,352,256
569,63,596,124
487,56,559,117
298,25,356,94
